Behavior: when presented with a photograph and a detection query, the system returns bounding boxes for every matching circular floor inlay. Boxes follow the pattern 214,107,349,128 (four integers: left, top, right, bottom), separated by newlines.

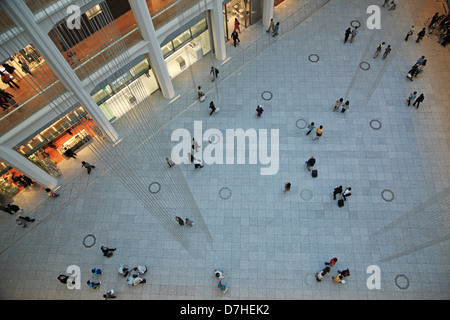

370,119,382,130
308,54,320,63
261,91,273,101
149,182,161,194
83,234,96,248
219,187,232,200
395,274,410,290
300,188,313,201
381,189,394,202
350,20,361,28
208,134,220,144
296,119,307,129
359,61,371,71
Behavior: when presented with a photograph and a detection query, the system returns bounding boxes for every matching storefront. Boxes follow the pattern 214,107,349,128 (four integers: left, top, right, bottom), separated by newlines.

14,106,97,176
161,17,211,79
0,161,27,199
91,57,158,123
222,0,263,40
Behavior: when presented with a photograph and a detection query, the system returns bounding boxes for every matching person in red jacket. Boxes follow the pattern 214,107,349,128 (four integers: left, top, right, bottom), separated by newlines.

325,257,338,267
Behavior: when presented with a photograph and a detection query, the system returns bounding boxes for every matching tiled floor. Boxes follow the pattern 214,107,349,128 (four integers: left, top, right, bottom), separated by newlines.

0,0,449,300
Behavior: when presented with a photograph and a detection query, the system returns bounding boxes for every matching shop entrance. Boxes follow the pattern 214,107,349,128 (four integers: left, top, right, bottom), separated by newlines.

223,0,249,40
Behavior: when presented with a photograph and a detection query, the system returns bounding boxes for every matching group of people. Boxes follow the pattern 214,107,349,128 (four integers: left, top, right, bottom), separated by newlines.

305,122,324,140
407,55,427,81
373,42,391,60
1,203,37,228
333,98,350,113
422,12,450,47
333,186,352,201
266,18,280,37
175,216,194,227
316,257,351,284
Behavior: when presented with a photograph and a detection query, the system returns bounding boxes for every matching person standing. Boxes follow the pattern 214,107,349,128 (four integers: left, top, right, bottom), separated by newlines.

373,42,385,58
231,29,240,47
306,122,315,135
306,156,316,171
344,27,351,43
312,125,323,140
428,12,440,29
407,91,417,106
412,93,424,109
333,186,343,200
405,26,414,41
81,161,95,174
416,27,426,43
382,45,391,59
341,101,349,113
118,264,130,277
273,22,280,37
333,98,343,111
349,26,358,43
267,19,275,33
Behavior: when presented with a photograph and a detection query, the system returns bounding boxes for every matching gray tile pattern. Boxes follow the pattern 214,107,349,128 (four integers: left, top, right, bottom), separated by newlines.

0,0,449,300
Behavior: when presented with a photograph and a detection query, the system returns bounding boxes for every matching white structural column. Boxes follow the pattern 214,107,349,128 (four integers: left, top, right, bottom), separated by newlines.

0,146,58,188
2,0,119,143
210,0,226,61
129,0,175,99
263,0,275,28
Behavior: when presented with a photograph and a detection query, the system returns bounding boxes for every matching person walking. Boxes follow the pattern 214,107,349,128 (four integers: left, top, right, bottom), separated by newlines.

218,280,228,293
185,218,194,226
45,188,60,198
256,105,264,118
342,187,352,200
87,280,101,289
91,268,103,276
57,274,75,285
81,161,95,174
349,26,358,43
416,27,426,43
234,18,240,33
316,266,331,282
166,157,175,167
176,216,185,225
101,246,116,257
1,71,20,89
273,22,280,37
341,101,349,113
344,27,351,43
209,101,216,116
312,125,323,140
325,257,338,267
388,0,398,11
381,0,390,7
267,18,275,33
333,98,343,111
103,289,116,300
382,45,391,59
64,147,77,159
339,269,351,278
333,273,345,283
16,216,35,228
231,29,240,47
407,91,417,106
210,67,219,82
405,26,414,41
194,158,204,169
306,156,316,171
192,138,201,153
284,182,291,192
118,264,130,277
197,86,205,102
306,122,315,135
412,93,424,109
214,269,224,279
333,186,343,200
373,42,385,58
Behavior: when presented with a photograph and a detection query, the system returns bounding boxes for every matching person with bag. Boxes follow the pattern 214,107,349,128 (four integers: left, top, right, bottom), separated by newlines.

210,67,219,81
198,86,205,102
